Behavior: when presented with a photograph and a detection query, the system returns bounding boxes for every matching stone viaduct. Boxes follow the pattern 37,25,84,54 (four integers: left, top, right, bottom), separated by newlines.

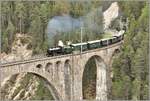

0,41,123,100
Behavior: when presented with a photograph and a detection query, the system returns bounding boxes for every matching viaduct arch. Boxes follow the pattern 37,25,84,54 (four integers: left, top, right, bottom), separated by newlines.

82,55,107,100
0,41,123,100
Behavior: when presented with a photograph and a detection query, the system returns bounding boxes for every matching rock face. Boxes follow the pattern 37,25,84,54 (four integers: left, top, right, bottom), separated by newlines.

0,2,121,100
1,33,32,63
0,33,53,100
103,2,119,30
1,73,53,100
47,2,120,46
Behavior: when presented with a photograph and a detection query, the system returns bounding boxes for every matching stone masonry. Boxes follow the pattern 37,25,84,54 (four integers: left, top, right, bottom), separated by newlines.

0,41,123,100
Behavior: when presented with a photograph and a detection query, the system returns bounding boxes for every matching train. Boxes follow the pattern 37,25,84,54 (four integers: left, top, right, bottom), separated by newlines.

46,31,124,57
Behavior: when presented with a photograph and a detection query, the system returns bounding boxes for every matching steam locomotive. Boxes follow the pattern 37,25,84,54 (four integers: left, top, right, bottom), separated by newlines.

46,31,124,57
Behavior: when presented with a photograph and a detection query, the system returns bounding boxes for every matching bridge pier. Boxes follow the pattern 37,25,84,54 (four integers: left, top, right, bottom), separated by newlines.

0,42,122,100
71,55,83,100
95,57,107,100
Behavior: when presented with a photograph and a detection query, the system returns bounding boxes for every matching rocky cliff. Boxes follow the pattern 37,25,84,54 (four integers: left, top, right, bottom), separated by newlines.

0,2,121,100
0,33,53,100
1,33,32,63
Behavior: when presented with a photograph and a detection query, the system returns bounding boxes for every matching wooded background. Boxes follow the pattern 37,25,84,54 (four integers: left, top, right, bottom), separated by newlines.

1,0,149,100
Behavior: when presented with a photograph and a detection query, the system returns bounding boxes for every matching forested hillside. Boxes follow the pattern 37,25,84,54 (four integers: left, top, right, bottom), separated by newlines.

111,1,149,100
1,0,149,100
1,1,106,54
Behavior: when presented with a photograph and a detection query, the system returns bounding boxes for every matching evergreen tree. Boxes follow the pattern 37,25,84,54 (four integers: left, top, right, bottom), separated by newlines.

111,2,149,100
15,2,26,33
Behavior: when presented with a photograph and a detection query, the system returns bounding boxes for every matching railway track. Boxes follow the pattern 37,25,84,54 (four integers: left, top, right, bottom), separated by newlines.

0,41,123,67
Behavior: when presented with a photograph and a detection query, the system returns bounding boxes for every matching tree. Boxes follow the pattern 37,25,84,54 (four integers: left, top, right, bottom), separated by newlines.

15,2,26,33
52,0,70,16
111,2,149,100
5,20,15,53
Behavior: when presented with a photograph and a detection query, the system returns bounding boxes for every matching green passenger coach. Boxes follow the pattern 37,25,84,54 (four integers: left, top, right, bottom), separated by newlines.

47,31,124,56
87,40,101,49
63,46,73,54
71,42,88,51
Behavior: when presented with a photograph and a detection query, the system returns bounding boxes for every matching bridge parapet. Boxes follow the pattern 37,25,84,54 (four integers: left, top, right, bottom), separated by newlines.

0,41,123,100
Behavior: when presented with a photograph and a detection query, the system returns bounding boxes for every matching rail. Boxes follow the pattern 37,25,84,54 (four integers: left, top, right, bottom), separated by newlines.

0,41,123,67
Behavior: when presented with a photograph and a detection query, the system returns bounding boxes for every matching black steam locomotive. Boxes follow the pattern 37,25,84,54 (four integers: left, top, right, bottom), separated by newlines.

46,32,124,57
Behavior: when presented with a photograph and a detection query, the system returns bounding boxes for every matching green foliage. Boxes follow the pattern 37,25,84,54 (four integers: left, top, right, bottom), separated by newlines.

1,1,149,100
111,2,149,100
31,78,54,100
118,1,145,19
1,1,103,54
70,2,85,17
53,0,70,15
4,20,15,53
83,57,97,99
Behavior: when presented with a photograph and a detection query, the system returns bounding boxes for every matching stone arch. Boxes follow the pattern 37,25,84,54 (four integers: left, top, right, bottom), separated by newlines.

112,48,121,57
82,55,107,100
55,61,61,80
45,62,53,73
64,59,71,100
36,64,43,69
1,71,61,100
55,61,61,69
29,72,61,100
